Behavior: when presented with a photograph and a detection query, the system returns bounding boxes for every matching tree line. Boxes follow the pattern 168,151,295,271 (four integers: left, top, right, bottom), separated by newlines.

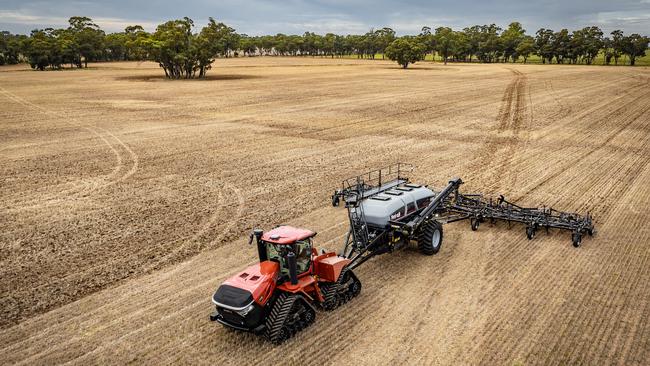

1,17,648,76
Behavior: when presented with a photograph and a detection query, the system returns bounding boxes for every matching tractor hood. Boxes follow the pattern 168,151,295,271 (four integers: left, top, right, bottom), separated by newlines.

213,260,279,308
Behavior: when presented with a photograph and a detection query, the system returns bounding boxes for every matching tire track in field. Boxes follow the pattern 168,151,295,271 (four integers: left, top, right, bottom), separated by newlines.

1,134,403,330
510,83,650,203
464,68,531,192
0,88,118,201
500,78,649,203
480,119,649,296
4,180,243,313
544,79,572,121
537,119,650,365
143,181,245,272
469,84,650,364
0,87,140,209
0,211,348,363
497,77,649,204
484,88,650,270
257,73,509,141
430,71,648,362
476,145,648,364
1,132,406,328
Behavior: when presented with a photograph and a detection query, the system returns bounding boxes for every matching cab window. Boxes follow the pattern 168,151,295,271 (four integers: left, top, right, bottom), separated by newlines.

295,239,312,273
266,243,289,277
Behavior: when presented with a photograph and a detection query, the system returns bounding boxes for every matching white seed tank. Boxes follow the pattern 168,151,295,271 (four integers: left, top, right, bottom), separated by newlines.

357,183,436,228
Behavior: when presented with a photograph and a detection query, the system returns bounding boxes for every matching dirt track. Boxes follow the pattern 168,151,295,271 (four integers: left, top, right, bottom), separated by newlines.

1,58,649,365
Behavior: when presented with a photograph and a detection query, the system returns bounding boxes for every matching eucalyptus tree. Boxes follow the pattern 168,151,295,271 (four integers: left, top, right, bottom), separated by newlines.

501,22,526,62
385,36,426,68
67,16,104,67
535,28,554,64
418,26,436,60
623,34,650,66
0,31,26,65
23,28,64,70
434,27,455,64
376,27,396,59
515,36,535,63
610,30,624,65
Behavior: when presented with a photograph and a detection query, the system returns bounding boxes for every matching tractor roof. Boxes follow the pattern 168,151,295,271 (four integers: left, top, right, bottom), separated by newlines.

262,226,316,245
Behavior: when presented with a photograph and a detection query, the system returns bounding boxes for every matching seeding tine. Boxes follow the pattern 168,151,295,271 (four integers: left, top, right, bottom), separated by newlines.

441,184,595,247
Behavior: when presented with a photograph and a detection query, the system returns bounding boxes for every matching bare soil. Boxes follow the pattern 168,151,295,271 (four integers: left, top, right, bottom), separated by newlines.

1,58,649,365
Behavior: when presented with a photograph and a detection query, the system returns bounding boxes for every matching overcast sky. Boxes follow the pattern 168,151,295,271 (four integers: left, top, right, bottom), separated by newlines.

1,0,649,35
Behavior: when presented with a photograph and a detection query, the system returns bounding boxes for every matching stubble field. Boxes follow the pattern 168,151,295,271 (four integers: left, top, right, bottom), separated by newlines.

1,57,649,365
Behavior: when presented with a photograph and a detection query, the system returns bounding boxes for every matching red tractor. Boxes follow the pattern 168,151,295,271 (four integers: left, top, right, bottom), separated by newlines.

210,225,361,344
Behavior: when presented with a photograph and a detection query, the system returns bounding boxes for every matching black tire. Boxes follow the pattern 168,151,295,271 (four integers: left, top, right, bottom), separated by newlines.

349,274,362,297
303,307,315,324
526,226,535,240
572,233,582,248
470,217,479,231
417,220,443,255
339,269,361,296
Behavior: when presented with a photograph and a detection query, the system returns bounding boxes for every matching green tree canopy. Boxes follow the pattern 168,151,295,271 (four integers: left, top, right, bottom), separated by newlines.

22,28,64,70
434,27,455,64
610,30,625,65
623,34,650,66
385,37,426,68
67,16,104,67
144,17,238,79
0,31,27,65
6,16,649,71
515,36,535,63
501,22,526,62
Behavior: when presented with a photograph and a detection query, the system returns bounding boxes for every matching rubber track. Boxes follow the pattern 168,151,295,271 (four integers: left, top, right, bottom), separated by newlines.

264,293,296,344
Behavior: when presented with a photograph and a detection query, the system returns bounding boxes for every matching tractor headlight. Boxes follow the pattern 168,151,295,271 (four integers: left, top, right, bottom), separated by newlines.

237,303,255,317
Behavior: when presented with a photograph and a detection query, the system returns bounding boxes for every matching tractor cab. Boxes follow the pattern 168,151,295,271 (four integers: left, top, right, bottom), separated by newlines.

252,226,316,279
211,224,356,339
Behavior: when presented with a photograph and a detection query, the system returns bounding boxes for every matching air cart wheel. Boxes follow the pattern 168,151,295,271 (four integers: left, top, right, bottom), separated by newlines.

572,233,582,248
349,275,362,297
526,226,536,240
471,217,480,231
332,194,339,207
418,220,443,255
